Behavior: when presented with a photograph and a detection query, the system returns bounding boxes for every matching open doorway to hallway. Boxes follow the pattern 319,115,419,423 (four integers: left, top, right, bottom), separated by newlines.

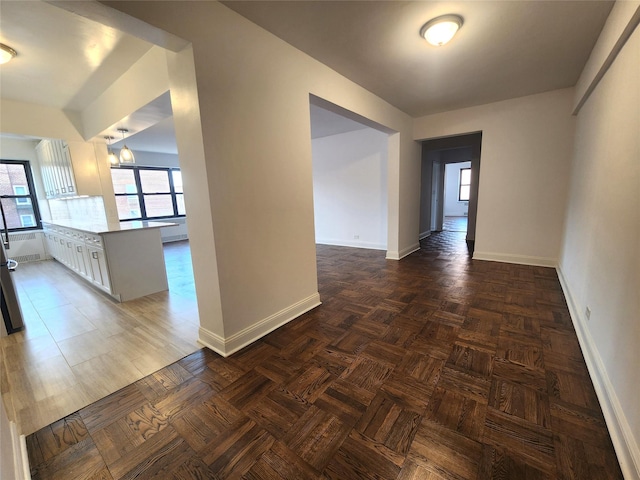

418,132,482,256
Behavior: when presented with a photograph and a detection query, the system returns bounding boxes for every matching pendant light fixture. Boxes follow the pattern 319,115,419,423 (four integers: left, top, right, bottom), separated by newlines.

104,136,119,166
117,128,135,164
420,14,463,46
0,43,17,65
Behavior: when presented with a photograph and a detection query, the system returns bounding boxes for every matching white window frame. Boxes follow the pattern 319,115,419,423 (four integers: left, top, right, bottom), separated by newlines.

458,168,471,202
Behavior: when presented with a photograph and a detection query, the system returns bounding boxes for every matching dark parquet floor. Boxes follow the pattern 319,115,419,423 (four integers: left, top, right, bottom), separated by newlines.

26,233,622,479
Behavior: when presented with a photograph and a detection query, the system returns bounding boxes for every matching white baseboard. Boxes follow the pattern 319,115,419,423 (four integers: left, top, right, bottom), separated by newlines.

198,293,321,357
316,238,386,251
419,231,431,240
557,267,640,480
8,421,31,479
197,328,226,357
386,242,420,261
472,251,557,268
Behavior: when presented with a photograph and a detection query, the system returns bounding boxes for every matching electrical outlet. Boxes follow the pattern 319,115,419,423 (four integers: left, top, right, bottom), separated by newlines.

353,234,359,239
585,306,591,320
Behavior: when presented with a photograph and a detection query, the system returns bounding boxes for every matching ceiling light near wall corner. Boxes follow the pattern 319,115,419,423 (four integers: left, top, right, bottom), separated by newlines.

420,14,463,46
0,43,17,64
117,128,135,164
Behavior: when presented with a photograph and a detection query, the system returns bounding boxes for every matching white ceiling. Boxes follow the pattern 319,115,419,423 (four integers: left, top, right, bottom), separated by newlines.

309,104,368,139
223,0,614,116
0,1,614,152
0,0,152,112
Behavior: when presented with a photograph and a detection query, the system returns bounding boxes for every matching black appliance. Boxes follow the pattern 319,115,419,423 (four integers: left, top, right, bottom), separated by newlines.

0,201,24,334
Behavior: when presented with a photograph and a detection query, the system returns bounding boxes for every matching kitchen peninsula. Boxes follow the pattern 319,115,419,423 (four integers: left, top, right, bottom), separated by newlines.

42,220,176,302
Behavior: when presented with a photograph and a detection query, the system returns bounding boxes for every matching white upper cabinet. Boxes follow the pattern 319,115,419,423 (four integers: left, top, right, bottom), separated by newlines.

36,139,103,199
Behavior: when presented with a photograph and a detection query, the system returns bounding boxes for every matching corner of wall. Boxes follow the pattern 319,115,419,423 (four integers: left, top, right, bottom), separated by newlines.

386,242,420,261
573,3,640,114
198,293,321,357
1,396,31,479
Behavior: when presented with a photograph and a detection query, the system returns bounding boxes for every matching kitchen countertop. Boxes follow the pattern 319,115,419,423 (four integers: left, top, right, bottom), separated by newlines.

42,220,178,235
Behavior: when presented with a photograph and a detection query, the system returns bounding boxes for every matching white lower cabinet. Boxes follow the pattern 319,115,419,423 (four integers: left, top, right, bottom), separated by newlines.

42,222,170,302
43,224,112,295
74,243,90,279
64,236,78,272
87,246,110,290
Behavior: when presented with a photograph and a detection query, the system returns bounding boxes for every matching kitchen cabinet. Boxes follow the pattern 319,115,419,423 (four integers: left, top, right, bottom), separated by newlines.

73,242,90,280
42,221,174,302
44,224,110,293
69,231,91,281
84,234,110,291
35,139,102,199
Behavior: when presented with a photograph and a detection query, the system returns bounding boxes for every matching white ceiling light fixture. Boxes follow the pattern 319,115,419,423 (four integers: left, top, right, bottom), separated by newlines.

104,136,119,166
420,14,463,47
0,43,17,64
117,128,135,164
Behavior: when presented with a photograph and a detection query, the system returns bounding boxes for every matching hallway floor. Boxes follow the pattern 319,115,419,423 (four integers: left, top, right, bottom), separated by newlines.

422,216,472,259
25,239,622,479
443,215,468,232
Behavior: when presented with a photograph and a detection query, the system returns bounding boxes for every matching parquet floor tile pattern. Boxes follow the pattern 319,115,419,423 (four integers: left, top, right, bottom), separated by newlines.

26,233,622,479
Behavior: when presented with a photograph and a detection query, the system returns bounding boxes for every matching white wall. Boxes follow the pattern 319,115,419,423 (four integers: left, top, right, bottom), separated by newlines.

558,5,640,478
312,128,388,250
414,88,576,267
103,1,420,355
444,161,471,217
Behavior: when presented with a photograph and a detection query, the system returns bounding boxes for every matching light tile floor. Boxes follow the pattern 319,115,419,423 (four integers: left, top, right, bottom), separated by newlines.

0,241,200,435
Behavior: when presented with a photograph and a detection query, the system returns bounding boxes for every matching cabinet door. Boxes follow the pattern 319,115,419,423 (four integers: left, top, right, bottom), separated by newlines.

60,143,77,195
74,242,90,279
36,139,79,198
36,141,55,197
37,139,105,199
48,234,58,260
43,231,56,259
87,246,110,290
54,235,65,263
65,237,77,271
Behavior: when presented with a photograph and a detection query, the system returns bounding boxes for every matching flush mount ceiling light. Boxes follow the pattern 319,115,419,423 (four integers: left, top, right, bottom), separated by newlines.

0,43,17,65
117,128,135,164
104,136,119,166
420,14,463,46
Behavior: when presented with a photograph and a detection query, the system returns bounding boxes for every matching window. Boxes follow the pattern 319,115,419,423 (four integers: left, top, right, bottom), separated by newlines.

111,166,185,221
20,215,36,227
0,160,42,232
13,186,31,205
459,168,471,201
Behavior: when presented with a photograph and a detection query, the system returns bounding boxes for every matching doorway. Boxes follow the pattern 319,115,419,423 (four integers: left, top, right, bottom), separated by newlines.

309,95,393,252
418,132,482,254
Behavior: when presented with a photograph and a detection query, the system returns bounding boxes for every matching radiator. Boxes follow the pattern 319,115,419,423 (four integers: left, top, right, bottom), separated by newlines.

6,231,47,263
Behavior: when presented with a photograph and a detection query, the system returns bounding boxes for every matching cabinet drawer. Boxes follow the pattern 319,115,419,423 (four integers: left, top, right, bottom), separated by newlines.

84,234,103,247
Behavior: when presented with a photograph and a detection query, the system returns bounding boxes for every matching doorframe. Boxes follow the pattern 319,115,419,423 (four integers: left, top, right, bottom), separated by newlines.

419,132,482,247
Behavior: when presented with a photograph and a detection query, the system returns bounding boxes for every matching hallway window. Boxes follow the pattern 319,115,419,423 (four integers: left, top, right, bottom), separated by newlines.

0,160,42,231
459,168,471,201
111,166,185,221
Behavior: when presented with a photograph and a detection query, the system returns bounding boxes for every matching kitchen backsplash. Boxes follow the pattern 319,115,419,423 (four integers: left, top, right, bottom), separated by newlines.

49,196,107,223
